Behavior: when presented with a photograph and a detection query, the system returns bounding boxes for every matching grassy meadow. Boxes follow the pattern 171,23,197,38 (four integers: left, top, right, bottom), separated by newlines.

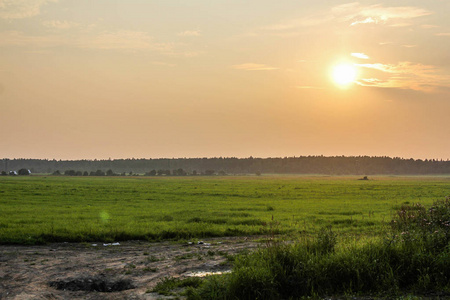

1,175,449,244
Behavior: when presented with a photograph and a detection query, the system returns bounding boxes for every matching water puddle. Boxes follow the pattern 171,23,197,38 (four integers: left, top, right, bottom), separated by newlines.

185,270,231,277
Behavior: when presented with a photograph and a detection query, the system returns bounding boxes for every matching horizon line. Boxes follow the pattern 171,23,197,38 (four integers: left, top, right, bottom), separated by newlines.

3,155,450,161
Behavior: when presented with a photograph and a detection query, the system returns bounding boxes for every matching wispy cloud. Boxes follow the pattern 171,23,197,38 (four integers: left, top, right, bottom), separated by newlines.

177,30,201,37
256,3,431,37
377,42,418,48
76,30,172,52
357,62,433,75
261,14,333,31
0,30,175,53
356,61,450,92
342,3,433,27
421,24,438,29
0,30,60,47
435,32,450,37
389,23,412,27
42,20,79,30
150,61,176,67
254,7,339,36
350,17,376,26
351,52,369,59
232,63,278,71
0,0,57,19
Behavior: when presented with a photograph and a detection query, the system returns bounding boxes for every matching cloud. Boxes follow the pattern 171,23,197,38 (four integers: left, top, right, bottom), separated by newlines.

0,30,175,53
356,61,450,92
435,33,450,37
350,17,376,26
342,3,433,27
0,29,206,57
256,3,431,37
377,42,417,48
150,61,176,67
357,78,387,85
177,30,201,37
76,30,172,52
42,20,79,30
232,63,278,71
389,23,412,27
421,24,438,29
357,62,432,74
261,14,332,31
0,0,57,19
0,30,60,47
351,52,369,59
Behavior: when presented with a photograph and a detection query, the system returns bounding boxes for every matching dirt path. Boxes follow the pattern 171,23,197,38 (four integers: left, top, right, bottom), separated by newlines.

0,237,260,299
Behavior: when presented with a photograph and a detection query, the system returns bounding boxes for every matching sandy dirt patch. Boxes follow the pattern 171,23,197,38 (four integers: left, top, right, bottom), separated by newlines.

0,237,260,299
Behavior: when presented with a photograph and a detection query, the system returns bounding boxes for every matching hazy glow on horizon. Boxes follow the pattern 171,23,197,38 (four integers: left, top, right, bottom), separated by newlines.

1,1,450,160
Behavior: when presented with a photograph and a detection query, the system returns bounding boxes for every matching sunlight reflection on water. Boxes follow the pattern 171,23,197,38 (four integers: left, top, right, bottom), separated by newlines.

185,270,231,277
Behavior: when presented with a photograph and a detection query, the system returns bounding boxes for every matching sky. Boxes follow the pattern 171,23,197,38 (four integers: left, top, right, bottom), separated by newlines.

1,0,450,160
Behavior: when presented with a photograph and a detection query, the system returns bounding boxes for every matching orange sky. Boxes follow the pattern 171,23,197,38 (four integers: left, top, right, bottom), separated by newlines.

1,1,450,160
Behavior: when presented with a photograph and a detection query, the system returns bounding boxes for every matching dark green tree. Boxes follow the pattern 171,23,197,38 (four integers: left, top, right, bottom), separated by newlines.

205,170,215,176
95,170,105,176
18,168,30,175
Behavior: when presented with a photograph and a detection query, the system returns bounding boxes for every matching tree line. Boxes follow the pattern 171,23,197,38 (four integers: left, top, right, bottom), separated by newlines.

53,168,219,177
2,156,450,175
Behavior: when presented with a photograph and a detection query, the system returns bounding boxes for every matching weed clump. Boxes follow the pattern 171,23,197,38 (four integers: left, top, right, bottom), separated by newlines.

151,276,202,296
390,197,450,254
310,226,337,254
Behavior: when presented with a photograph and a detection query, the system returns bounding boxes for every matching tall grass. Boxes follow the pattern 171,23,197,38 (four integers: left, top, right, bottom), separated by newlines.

187,198,450,299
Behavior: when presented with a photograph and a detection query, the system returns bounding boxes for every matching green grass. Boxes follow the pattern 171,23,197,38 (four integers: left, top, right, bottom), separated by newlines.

0,175,449,244
150,276,203,296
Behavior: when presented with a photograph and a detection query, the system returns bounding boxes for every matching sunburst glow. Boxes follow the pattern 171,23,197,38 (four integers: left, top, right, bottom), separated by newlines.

332,64,357,85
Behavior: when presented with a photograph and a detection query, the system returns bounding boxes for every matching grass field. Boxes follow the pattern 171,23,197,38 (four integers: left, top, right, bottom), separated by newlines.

0,175,449,244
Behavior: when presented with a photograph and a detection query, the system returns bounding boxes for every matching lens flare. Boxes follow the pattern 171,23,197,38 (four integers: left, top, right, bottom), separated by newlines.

100,211,110,223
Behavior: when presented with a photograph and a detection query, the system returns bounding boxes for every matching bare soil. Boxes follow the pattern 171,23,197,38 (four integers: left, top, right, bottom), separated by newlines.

0,237,260,299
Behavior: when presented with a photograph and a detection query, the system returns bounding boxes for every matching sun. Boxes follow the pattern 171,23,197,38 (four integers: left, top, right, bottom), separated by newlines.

332,63,357,86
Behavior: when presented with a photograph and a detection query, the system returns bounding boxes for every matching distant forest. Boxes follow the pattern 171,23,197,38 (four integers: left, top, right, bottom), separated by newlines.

2,156,450,175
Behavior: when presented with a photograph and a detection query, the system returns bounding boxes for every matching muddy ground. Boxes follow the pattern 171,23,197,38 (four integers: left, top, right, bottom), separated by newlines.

0,237,260,299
